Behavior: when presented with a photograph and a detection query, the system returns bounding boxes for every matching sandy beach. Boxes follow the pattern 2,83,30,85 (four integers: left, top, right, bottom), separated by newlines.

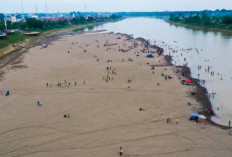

0,31,232,157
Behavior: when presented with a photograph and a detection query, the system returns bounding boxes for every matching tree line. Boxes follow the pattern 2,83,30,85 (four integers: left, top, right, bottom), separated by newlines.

0,14,121,32
169,13,232,30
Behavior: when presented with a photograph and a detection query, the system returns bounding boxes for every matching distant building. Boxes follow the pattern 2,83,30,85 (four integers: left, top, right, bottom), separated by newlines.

39,17,73,22
27,14,39,19
5,15,11,22
4,15,20,23
11,16,17,23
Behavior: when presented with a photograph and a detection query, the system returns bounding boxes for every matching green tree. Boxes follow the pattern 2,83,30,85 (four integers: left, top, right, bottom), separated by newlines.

71,17,81,24
169,13,175,21
71,16,86,24
87,17,94,22
0,13,4,21
0,21,5,31
26,18,37,28
26,18,45,29
201,13,211,25
16,14,22,19
57,20,68,26
222,15,232,24
169,14,180,22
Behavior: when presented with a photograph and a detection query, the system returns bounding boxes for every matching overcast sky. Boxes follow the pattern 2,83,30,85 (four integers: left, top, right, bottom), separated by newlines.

1,0,232,13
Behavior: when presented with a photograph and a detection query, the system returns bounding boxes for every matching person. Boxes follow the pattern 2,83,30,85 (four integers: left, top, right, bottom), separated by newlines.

46,83,48,87
119,146,123,156
176,117,179,124
202,123,206,129
5,91,9,96
167,117,169,123
229,121,231,127
37,101,42,106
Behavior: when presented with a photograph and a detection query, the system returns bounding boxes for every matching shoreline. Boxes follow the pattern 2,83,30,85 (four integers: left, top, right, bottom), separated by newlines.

165,20,232,35
86,30,232,129
178,65,231,129
151,42,230,129
150,21,231,129
124,36,221,128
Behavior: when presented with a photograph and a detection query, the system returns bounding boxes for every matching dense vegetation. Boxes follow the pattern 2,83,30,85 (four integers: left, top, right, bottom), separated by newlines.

0,14,121,50
115,10,232,18
169,13,232,31
0,14,121,32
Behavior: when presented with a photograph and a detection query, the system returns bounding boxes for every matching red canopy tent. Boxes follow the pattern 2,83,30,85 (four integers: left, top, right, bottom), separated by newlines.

186,79,192,83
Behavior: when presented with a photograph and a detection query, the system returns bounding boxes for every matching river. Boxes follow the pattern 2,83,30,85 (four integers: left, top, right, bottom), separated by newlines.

90,17,232,126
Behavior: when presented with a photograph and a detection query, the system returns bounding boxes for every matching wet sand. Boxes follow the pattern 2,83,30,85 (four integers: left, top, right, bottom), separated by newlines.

0,32,232,157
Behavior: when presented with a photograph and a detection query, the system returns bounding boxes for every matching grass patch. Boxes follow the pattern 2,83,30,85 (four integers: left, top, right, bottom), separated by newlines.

0,32,29,49
0,22,104,52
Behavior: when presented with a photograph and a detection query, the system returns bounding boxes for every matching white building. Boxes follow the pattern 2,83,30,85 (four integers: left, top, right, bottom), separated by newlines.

11,16,17,23
5,15,18,23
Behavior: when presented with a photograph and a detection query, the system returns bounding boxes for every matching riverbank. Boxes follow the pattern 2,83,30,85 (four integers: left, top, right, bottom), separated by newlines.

91,17,232,127
0,22,109,59
0,22,106,82
179,65,232,129
165,20,232,34
0,30,232,156
164,20,232,128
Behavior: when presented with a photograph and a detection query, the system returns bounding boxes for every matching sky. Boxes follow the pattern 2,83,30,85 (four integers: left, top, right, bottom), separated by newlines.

1,0,232,13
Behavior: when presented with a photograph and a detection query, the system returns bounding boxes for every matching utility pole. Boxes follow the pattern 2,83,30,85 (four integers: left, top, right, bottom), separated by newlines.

45,2,48,13
36,4,38,13
4,16,7,31
21,0,24,13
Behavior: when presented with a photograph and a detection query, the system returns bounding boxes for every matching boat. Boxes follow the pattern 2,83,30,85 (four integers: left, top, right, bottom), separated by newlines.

0,33,7,39
24,32,40,36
